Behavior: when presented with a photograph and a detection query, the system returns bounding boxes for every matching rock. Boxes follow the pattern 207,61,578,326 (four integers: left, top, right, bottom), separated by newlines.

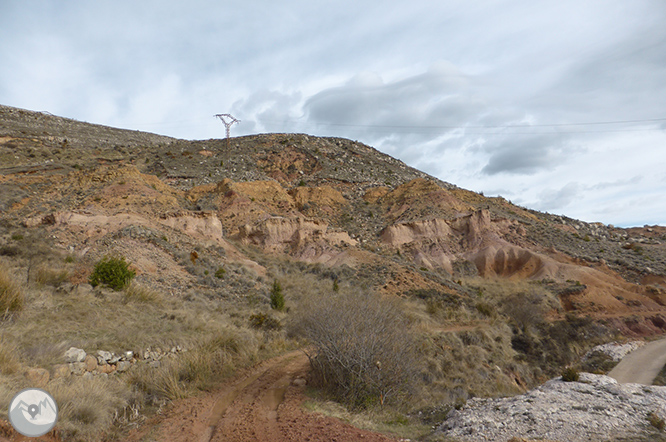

70,361,86,376
64,346,86,363
123,351,134,360
116,360,131,372
84,354,98,372
95,363,115,374
438,373,666,442
75,283,93,296
292,378,307,387
82,372,93,379
583,341,645,362
97,350,112,362
108,354,120,364
148,360,161,369
24,368,49,388
52,364,70,380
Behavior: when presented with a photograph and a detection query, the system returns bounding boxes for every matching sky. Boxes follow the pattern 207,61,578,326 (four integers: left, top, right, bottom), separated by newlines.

1,1,665,227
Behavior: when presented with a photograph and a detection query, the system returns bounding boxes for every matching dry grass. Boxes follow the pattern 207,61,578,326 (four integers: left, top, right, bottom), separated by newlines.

0,265,24,318
122,281,162,304
0,257,281,441
302,393,432,440
0,335,20,375
49,376,137,442
129,327,260,401
33,263,70,287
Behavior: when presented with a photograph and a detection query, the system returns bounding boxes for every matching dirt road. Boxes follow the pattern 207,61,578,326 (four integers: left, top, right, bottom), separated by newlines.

608,337,666,384
127,350,398,442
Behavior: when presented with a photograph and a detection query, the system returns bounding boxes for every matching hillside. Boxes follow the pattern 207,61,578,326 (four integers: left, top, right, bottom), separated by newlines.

1,104,665,441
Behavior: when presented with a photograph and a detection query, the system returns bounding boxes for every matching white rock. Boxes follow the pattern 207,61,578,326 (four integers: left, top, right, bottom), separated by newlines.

97,350,113,361
439,373,666,442
64,347,86,363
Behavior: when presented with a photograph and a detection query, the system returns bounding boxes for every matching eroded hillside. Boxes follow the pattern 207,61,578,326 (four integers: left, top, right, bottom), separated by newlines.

1,104,666,440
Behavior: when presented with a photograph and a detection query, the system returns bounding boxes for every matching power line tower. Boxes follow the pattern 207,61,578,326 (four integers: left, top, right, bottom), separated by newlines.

214,114,240,147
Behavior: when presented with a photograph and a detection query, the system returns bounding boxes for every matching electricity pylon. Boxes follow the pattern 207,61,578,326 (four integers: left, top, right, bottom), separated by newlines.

214,114,240,147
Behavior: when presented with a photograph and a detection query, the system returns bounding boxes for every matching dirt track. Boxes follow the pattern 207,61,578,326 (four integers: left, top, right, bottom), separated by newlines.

127,350,397,442
608,337,666,385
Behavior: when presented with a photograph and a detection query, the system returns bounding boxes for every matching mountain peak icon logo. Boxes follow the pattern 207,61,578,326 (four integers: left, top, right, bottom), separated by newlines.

8,388,58,437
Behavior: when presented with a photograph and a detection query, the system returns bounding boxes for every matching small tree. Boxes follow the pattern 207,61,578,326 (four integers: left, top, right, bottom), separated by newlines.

270,279,285,311
89,256,136,291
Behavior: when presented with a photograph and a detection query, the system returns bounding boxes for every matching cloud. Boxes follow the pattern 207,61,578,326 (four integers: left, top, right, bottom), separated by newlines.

303,62,483,138
479,133,573,175
535,182,581,211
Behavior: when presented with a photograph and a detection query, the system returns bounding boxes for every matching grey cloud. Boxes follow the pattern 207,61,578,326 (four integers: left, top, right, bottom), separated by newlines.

480,134,572,176
303,63,486,142
535,182,581,211
589,176,642,191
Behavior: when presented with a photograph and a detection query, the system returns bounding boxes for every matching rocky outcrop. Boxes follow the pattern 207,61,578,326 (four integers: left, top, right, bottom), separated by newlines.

158,211,224,242
439,373,666,442
583,341,646,362
233,216,357,263
380,218,453,247
379,210,505,273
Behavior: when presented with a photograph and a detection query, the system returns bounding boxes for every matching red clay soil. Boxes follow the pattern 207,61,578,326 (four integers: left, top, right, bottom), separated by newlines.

0,351,397,442
0,420,59,442
126,351,398,442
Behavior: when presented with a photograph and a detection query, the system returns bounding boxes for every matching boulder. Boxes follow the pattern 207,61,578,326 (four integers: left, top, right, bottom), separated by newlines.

64,347,86,363
95,364,115,374
52,364,70,380
24,368,49,388
97,350,112,362
84,354,98,372
70,362,86,375
116,361,131,372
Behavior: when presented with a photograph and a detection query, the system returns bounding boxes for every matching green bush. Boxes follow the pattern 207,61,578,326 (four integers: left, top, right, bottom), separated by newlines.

270,280,285,311
215,267,226,279
561,366,579,382
89,256,136,291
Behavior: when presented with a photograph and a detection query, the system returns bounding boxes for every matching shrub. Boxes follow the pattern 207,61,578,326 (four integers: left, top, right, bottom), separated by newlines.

249,312,282,330
89,256,136,291
0,266,24,318
476,302,495,317
561,366,579,382
270,280,285,311
215,267,226,279
292,292,419,408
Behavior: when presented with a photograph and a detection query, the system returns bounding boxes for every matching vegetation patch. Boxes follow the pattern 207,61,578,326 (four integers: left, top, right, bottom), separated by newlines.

292,291,419,408
89,256,136,291
0,265,24,318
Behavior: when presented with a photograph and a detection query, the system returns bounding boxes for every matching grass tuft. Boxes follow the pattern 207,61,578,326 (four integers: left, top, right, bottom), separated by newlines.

122,281,162,304
0,265,24,318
